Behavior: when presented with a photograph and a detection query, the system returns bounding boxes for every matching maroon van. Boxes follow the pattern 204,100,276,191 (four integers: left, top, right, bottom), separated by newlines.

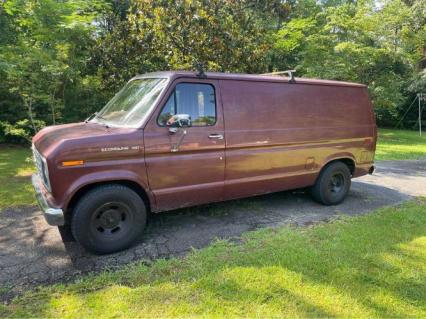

32,71,376,254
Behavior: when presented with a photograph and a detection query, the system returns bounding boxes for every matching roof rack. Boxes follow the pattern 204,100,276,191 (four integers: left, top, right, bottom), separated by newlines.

261,70,296,83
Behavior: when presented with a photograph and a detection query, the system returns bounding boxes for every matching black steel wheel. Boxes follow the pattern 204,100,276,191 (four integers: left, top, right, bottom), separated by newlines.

328,172,345,194
71,184,147,254
90,202,133,240
311,161,351,205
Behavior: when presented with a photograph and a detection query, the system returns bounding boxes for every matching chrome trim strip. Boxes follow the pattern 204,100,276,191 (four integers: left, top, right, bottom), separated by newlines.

32,174,64,226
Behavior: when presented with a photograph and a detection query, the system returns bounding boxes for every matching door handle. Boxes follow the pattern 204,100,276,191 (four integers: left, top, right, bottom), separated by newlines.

208,133,224,140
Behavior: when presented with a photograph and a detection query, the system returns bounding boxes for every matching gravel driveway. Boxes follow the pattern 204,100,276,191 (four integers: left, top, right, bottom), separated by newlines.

1,159,425,300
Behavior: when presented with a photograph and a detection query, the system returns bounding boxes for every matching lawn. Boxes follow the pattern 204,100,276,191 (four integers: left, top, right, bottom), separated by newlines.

1,198,425,318
0,145,34,209
376,128,426,161
0,128,424,209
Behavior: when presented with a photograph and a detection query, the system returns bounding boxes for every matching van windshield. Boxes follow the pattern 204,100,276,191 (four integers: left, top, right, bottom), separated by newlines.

91,78,168,128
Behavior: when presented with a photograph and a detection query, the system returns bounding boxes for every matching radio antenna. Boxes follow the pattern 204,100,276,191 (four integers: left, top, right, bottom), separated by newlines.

194,62,207,79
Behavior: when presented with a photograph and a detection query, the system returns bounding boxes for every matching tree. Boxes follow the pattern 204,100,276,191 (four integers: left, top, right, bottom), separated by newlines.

271,0,422,126
91,0,291,94
1,0,425,144
0,0,108,132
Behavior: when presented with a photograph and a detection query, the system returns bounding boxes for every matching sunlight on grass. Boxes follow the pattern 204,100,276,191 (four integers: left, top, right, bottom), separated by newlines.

376,129,426,161
3,199,426,318
215,266,375,317
16,165,34,177
0,146,35,209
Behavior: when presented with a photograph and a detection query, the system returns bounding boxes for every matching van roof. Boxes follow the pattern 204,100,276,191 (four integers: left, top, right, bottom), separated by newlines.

133,71,366,88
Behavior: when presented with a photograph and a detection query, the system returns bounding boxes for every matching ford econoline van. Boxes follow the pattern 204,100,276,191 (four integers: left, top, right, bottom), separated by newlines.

32,71,376,254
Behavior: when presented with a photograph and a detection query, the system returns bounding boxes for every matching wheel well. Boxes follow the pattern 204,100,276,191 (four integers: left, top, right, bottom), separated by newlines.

65,180,151,224
325,158,355,175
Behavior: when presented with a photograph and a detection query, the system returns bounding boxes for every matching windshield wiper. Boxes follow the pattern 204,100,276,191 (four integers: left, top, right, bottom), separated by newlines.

85,112,97,123
95,115,110,128
85,112,109,128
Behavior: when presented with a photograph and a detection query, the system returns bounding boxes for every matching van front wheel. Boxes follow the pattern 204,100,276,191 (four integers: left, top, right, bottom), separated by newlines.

311,162,351,205
71,184,147,254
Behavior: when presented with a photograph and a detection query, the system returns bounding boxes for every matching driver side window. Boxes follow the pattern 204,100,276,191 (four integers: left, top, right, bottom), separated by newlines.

158,83,216,126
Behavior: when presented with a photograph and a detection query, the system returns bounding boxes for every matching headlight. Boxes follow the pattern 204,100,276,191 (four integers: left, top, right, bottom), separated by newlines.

32,145,52,192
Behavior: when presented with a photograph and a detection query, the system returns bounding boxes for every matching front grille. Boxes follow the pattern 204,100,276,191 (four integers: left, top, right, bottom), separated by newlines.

32,145,50,191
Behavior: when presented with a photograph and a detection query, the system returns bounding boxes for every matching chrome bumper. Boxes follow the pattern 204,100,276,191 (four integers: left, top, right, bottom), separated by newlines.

32,174,64,226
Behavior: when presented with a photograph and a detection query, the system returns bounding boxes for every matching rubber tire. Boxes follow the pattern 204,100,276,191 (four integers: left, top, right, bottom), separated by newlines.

58,224,75,242
311,161,351,205
71,184,147,254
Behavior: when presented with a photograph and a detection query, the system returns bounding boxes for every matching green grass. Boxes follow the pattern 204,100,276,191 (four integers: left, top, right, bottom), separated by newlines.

2,199,426,318
376,128,426,161
0,145,35,209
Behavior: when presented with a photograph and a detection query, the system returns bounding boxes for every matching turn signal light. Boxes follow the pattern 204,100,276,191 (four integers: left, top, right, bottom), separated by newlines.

62,160,84,167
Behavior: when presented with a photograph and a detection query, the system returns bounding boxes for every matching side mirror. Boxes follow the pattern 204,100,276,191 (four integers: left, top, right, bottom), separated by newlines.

167,114,191,133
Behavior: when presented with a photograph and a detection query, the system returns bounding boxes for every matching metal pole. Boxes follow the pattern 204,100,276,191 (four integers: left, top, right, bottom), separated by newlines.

419,93,422,137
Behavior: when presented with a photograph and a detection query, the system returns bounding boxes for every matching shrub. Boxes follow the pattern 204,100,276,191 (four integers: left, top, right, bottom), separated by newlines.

0,119,45,145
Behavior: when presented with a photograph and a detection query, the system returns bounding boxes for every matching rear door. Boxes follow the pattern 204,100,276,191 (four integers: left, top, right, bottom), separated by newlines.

144,78,225,211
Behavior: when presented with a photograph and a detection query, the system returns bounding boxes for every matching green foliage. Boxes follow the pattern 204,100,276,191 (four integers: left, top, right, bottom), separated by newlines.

91,0,288,92
2,198,426,317
0,119,45,144
271,0,424,126
0,0,425,143
0,0,109,131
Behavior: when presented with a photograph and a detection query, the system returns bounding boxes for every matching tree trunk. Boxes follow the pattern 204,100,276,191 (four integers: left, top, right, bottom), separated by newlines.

50,89,56,125
51,102,56,125
421,46,426,69
62,80,67,120
24,96,37,133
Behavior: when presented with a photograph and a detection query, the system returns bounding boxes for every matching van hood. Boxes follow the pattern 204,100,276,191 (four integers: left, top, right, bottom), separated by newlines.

32,122,132,157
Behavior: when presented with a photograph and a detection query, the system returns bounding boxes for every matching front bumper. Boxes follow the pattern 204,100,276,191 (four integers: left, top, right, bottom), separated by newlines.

32,174,64,226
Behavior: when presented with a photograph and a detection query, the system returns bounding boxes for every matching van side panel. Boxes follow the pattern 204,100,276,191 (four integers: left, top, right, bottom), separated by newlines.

221,80,375,200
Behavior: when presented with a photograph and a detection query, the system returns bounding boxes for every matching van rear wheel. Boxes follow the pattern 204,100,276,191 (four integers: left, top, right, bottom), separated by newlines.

311,161,351,205
71,184,147,254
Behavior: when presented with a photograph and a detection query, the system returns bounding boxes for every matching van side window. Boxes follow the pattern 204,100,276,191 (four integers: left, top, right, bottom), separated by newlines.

158,83,216,126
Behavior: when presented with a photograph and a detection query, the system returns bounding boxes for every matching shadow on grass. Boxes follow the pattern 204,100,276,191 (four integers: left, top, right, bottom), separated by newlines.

3,197,425,317
0,145,32,176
